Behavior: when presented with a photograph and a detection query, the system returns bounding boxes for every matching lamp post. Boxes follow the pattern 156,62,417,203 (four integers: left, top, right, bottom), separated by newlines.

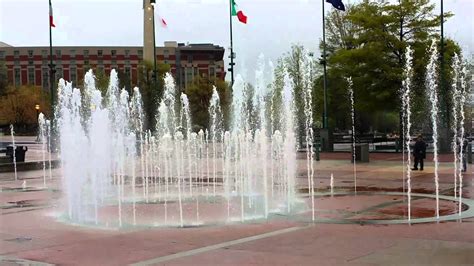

35,104,40,118
150,0,158,95
35,104,40,142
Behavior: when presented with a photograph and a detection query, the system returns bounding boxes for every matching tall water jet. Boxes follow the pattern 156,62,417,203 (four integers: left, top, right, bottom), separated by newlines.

47,119,52,180
10,124,17,181
451,54,461,199
455,54,468,216
426,40,440,219
302,54,315,221
282,72,297,213
38,113,48,187
402,47,414,222
209,87,223,196
347,77,356,194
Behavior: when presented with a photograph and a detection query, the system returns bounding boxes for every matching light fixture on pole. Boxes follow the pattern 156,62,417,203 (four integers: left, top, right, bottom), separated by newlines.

35,104,40,142
35,104,40,118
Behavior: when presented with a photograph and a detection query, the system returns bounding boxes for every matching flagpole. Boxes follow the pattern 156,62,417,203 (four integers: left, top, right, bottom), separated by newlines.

229,0,235,86
48,0,56,150
440,0,445,121
322,0,328,129
151,2,157,96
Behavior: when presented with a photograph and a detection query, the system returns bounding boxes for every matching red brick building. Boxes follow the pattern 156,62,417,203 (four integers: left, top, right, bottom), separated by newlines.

0,41,226,90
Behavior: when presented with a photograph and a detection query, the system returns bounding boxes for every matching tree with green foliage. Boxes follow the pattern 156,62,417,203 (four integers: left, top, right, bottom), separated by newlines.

318,0,460,138
0,85,50,130
185,76,231,131
138,60,170,131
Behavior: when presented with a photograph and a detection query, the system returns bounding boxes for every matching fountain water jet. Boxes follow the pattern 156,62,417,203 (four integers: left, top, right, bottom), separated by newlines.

402,47,414,222
10,124,17,181
426,40,440,219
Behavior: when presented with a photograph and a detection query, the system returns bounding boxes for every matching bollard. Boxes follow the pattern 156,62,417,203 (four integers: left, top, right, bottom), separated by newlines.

353,143,369,162
468,144,472,164
314,142,320,161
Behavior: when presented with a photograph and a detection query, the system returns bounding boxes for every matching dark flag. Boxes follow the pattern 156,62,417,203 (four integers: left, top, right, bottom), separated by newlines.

326,0,345,11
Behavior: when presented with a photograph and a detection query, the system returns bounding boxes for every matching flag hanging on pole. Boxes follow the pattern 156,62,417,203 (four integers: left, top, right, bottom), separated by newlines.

326,0,345,11
231,0,247,24
49,0,56,27
160,18,167,27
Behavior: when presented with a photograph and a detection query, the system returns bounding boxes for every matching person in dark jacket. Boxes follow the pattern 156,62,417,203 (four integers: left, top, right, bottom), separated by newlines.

412,134,427,171
457,136,469,172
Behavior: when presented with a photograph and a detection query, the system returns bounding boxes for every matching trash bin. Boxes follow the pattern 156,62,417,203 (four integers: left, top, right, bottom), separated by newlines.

352,143,369,162
6,145,28,162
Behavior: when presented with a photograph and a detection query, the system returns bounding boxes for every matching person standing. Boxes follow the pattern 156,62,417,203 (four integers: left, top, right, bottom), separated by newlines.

458,136,469,172
412,135,427,171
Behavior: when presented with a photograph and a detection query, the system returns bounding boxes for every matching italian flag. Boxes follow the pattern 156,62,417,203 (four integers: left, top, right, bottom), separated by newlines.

49,0,55,27
231,0,247,24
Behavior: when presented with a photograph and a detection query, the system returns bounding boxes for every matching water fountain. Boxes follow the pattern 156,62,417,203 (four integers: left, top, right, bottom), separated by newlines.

38,113,48,187
426,40,440,219
10,124,17,181
402,46,414,222
452,53,468,216
56,67,304,228
347,77,356,193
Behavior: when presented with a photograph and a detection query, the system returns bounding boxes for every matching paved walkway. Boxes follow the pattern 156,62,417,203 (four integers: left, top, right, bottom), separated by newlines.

0,155,473,265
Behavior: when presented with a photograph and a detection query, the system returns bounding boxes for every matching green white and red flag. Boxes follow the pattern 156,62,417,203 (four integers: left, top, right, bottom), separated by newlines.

231,0,247,24
49,0,56,27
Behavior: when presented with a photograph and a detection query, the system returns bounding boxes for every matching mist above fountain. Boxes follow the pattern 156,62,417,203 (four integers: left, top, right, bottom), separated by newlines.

57,66,306,228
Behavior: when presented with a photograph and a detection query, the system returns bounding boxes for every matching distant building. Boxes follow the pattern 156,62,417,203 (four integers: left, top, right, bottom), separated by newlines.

0,41,226,90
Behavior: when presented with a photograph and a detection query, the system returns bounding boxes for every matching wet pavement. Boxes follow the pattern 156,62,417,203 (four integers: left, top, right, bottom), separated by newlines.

0,154,473,265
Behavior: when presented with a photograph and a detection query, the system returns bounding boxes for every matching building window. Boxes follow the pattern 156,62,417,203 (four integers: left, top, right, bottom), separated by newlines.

111,60,117,66
55,50,61,57
84,50,89,57
56,67,63,80
14,68,21,87
187,55,193,63
70,67,77,85
0,51,4,59
42,50,48,58
14,50,19,58
97,50,103,56
164,49,169,59
98,60,103,66
125,50,130,57
111,50,117,56
124,66,131,89
70,49,76,58
186,67,193,86
28,50,33,57
28,60,34,65
84,60,90,67
138,50,143,58
70,59,76,65
125,60,131,65
28,68,35,85
125,66,131,78
42,68,49,89
209,67,215,78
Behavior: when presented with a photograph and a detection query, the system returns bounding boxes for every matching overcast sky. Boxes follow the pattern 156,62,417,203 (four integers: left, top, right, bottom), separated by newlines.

1,0,473,77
